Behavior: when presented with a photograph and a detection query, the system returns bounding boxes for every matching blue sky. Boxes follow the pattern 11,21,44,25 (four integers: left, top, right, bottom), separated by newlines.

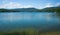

0,0,60,9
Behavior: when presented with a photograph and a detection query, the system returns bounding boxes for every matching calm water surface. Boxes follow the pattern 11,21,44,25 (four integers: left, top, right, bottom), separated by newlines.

0,12,60,31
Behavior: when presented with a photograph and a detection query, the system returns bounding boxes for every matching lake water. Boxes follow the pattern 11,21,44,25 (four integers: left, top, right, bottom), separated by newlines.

0,12,60,32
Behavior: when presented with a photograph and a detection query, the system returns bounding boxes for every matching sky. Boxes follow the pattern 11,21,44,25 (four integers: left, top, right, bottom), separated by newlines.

0,0,60,9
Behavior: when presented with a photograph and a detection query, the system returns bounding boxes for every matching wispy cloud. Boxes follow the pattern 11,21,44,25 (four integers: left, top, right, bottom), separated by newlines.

0,1,33,9
45,2,60,8
45,3,54,8
0,0,60,9
56,2,60,6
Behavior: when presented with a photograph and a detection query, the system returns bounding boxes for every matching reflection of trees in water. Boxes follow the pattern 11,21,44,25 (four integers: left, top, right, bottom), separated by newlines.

56,12,60,17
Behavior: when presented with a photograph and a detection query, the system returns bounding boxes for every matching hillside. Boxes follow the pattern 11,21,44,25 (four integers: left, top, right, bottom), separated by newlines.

0,6,60,12
38,6,60,12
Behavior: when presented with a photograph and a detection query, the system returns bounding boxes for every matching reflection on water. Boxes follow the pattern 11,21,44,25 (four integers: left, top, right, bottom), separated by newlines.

0,12,60,22
0,12,60,34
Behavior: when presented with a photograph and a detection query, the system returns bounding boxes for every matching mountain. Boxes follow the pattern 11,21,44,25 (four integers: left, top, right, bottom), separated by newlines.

0,8,38,12
0,9,20,12
0,6,60,12
14,8,39,12
38,6,60,12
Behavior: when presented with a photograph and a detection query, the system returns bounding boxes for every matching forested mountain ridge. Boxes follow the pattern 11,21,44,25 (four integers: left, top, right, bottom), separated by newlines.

0,6,60,12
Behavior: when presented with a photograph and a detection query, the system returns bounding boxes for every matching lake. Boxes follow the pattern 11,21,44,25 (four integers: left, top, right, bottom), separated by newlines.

0,12,60,32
